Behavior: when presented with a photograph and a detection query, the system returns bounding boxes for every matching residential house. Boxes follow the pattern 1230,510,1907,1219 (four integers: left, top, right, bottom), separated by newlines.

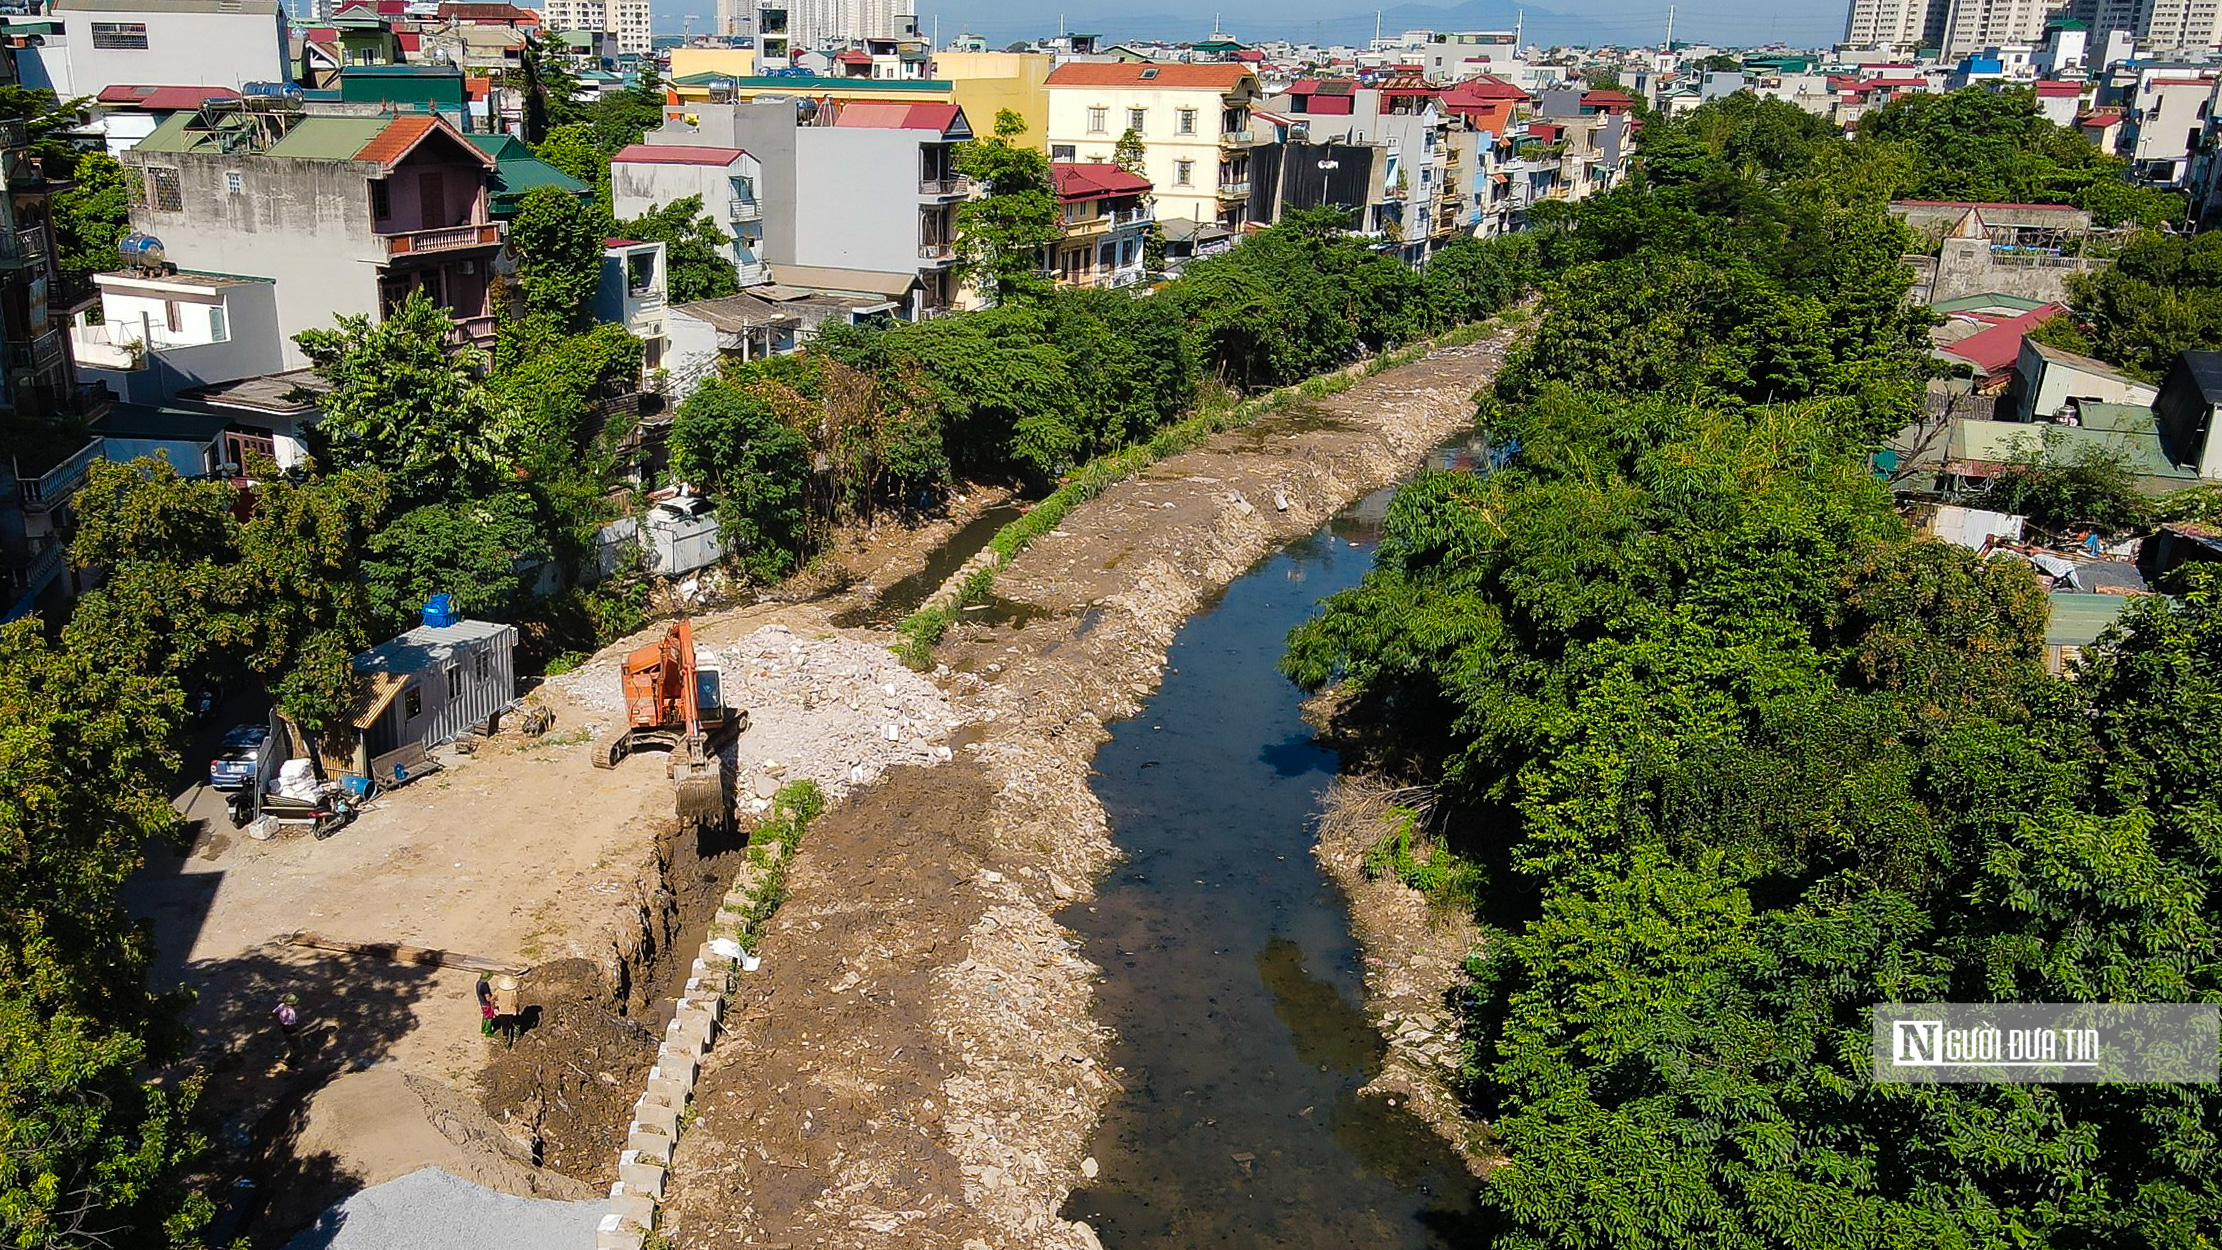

665,286,894,402
664,74,956,113
611,143,768,287
2032,77,2084,126
1265,74,1477,255
1043,61,1264,228
91,84,240,155
2123,73,2215,185
465,133,590,216
39,0,288,99
434,3,539,28
1048,163,1151,290
1935,299,2069,392
1438,73,1527,133
121,102,505,368
934,50,1053,141
1890,200,2110,304
67,268,284,405
2009,337,2159,421
1,119,99,621
668,98,972,318
2154,349,2222,479
298,12,404,87
596,237,669,375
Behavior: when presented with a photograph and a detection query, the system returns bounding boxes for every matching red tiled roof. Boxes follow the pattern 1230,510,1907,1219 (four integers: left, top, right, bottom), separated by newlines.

96,84,240,110
1941,302,2068,375
306,27,338,40
436,2,531,20
1051,161,1151,200
2147,76,2217,87
604,236,646,248
2033,80,2082,97
1581,89,1636,107
612,143,749,166
834,49,873,65
831,100,965,133
1442,74,1528,104
354,114,439,167
396,30,421,51
1044,62,1256,89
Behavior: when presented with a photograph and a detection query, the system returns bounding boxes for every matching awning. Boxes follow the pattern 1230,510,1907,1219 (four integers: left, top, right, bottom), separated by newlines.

349,671,411,729
768,264,920,298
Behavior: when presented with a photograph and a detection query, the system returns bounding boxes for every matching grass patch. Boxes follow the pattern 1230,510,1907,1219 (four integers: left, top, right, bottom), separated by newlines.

890,318,1502,669
731,779,826,953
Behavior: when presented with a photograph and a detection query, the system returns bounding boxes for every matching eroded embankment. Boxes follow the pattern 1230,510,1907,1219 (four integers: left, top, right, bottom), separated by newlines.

659,333,1513,1249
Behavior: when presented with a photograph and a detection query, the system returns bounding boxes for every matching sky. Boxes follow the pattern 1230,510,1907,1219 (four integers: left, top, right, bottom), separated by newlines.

651,0,1847,51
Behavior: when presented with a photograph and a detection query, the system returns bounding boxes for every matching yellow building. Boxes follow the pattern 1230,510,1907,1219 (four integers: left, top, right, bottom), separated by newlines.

933,50,1052,140
666,46,757,101
1043,61,1262,228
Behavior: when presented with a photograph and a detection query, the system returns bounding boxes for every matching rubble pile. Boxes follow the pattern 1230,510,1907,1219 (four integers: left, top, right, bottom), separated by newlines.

548,624,964,813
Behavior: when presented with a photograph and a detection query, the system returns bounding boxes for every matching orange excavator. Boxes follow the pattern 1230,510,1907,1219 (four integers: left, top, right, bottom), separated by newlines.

591,618,746,826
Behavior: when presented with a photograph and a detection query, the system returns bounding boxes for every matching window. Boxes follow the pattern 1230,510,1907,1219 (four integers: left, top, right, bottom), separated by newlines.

1178,108,1197,134
90,20,147,47
1051,143,1076,161
627,252,654,294
164,301,182,334
369,179,390,220
404,687,422,719
446,665,461,699
146,166,182,212
1087,105,1108,133
1139,67,1159,79
224,171,243,195
475,650,489,682
1127,107,1146,132
208,305,227,342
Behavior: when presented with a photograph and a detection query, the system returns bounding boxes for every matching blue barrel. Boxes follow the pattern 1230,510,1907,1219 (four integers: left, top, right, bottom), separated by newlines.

421,593,458,628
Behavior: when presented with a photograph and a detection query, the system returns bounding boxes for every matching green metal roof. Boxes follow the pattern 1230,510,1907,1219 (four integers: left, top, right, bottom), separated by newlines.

1950,411,2199,483
467,134,590,213
2045,591,2134,647
129,111,394,160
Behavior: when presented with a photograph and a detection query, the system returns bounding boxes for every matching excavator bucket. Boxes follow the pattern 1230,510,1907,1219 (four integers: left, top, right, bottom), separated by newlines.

674,756,726,827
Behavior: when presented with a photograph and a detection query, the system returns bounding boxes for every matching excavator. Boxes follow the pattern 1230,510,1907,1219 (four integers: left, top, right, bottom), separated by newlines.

591,618,746,826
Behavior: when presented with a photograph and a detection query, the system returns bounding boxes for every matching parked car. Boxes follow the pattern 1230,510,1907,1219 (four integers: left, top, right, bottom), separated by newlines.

209,723,268,791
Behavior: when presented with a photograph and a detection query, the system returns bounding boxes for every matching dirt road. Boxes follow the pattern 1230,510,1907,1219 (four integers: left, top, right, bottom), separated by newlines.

661,333,1511,1249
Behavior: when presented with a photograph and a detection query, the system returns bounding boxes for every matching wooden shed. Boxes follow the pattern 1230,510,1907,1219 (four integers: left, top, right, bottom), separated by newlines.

339,619,517,781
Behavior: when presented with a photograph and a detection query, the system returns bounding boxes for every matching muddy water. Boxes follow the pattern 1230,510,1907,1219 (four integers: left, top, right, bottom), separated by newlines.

1064,439,1486,1248
831,503,1027,627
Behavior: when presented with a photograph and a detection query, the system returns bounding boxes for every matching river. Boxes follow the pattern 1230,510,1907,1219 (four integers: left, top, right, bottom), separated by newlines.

1062,436,1487,1248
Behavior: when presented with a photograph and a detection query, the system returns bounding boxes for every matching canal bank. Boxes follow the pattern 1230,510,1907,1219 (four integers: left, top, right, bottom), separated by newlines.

658,330,1513,1249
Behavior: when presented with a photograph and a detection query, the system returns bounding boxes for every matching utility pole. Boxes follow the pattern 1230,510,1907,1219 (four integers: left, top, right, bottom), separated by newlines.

1664,4,1674,52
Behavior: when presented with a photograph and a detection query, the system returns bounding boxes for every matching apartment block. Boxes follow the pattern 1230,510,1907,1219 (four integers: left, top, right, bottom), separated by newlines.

37,0,290,98
1842,0,1949,52
539,0,652,56
1939,0,2069,59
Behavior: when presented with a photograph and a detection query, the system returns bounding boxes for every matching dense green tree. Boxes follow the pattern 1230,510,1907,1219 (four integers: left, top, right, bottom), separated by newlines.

953,109,1060,305
486,313,644,474
295,291,517,502
0,623,213,1250
667,378,810,580
509,184,609,327
616,195,739,303
363,491,556,633
51,152,132,298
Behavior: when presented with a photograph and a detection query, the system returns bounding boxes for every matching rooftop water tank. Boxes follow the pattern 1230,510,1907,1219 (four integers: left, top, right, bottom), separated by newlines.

117,232,165,271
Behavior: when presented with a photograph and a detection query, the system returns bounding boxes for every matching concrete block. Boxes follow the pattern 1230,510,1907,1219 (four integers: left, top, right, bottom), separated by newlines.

664,1018,711,1059
627,1128,674,1164
679,994,723,1026
595,1212,646,1250
651,1054,699,1086
609,1190,656,1230
618,1154,666,1200
632,1099,680,1138
694,944,732,971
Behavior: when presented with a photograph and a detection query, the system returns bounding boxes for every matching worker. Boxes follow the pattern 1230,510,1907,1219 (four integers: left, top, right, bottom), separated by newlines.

272,994,303,1064
475,978,497,1038
491,974,523,1048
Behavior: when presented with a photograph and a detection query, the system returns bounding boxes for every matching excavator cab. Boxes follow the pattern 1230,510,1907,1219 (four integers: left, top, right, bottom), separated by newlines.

592,619,748,827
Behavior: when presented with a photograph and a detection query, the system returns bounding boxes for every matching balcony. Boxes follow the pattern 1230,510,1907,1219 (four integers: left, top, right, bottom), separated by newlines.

442,314,497,351
917,241,957,264
1215,180,1251,200
1219,128,1255,148
382,223,502,259
18,438,103,513
919,175,973,198
8,329,67,376
15,227,45,263
0,120,24,151
728,198,763,223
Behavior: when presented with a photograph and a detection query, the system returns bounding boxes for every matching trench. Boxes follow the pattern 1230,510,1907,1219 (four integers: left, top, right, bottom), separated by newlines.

830,502,1028,628
1062,436,1487,1248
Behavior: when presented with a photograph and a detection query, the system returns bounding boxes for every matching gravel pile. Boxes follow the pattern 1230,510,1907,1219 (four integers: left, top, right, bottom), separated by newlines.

547,623,964,814
282,1167,601,1250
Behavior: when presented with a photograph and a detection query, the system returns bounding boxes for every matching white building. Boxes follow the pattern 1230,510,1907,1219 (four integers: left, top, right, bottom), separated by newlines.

36,0,290,98
1844,0,1948,54
1939,0,2067,60
595,238,670,376
67,269,286,406
538,0,652,55
611,143,769,287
